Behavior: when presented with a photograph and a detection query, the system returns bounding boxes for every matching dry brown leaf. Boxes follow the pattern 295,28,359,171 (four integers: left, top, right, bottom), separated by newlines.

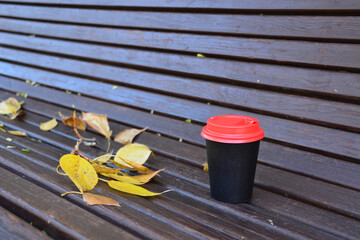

82,112,112,139
114,127,148,145
40,118,58,131
83,193,119,206
60,113,86,130
7,130,27,136
0,97,21,115
114,143,152,168
101,169,163,185
92,163,121,174
108,181,171,197
59,154,98,194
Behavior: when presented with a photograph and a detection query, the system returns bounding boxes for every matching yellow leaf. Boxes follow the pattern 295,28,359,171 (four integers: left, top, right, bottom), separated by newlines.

93,153,114,164
40,118,58,131
114,143,152,168
101,169,163,185
7,130,27,136
108,181,170,197
83,193,119,206
114,127,148,145
59,154,98,193
60,114,86,130
92,163,121,174
0,97,21,115
82,112,112,139
118,158,153,173
203,162,209,172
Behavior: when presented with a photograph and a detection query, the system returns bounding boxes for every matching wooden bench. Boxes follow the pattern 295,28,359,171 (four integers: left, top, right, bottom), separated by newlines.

0,1,359,239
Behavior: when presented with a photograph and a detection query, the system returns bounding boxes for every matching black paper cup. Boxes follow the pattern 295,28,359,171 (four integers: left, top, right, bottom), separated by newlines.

201,115,264,203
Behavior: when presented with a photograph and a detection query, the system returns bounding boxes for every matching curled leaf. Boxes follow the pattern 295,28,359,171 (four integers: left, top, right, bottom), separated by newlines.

108,181,170,197
7,130,27,136
83,193,119,206
59,154,98,193
82,112,112,139
117,158,153,173
93,153,113,164
102,169,163,185
0,97,21,115
60,113,86,131
114,127,148,145
203,162,209,172
40,118,58,131
114,143,152,168
9,110,24,120
92,163,121,174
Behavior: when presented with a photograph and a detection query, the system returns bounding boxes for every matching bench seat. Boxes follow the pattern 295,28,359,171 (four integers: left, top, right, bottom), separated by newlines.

0,1,359,239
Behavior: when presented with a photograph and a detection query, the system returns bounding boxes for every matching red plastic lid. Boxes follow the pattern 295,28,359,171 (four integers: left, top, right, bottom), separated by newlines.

201,115,264,143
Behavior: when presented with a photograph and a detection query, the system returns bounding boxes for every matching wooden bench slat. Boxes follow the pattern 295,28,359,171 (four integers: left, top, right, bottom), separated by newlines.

0,124,355,240
1,89,359,192
0,165,140,240
1,109,359,240
0,28,358,100
2,110,359,222
1,47,359,132
0,205,51,240
2,89,358,193
1,71,360,161
2,0,360,11
0,5,360,41
0,135,310,240
0,142,237,240
1,22,360,71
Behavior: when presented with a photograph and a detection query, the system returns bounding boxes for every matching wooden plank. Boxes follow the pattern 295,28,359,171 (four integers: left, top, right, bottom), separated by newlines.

0,128,353,240
0,205,51,240
6,109,360,223
1,5,360,42
1,20,359,99
0,47,359,131
1,70,360,161
1,0,360,11
1,90,360,222
1,116,359,240
0,135,305,240
1,88,359,192
0,167,140,240
0,26,359,73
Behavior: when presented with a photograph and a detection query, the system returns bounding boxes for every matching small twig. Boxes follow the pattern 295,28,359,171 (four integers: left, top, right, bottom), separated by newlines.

106,138,111,153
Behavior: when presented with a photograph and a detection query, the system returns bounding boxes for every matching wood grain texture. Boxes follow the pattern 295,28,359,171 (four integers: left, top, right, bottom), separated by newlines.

1,88,359,192
0,166,140,240
1,71,359,161
0,46,359,131
0,120,356,240
1,20,359,99
0,5,360,41
1,0,360,10
0,206,51,240
0,106,359,240
0,135,304,240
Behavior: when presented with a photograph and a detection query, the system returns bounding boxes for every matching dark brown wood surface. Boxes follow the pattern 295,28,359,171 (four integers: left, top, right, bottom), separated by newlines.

0,205,51,240
2,0,360,11
0,1,359,239
1,5,360,40
0,46,359,133
0,87,359,239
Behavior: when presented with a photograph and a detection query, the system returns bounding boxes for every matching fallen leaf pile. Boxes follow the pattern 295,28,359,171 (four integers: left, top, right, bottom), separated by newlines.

0,96,170,207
